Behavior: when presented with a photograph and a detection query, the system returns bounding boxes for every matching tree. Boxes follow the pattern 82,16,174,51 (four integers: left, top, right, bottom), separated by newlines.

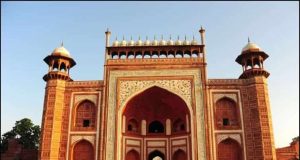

0,118,40,153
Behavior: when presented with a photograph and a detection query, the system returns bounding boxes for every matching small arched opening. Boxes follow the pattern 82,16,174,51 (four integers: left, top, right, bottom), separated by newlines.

217,138,242,160
148,121,164,133
148,150,165,160
127,118,139,133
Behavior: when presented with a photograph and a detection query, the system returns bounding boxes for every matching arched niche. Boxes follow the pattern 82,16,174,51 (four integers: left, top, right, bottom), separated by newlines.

172,149,187,160
72,100,96,131
71,140,94,160
215,97,240,129
126,149,140,160
217,138,243,160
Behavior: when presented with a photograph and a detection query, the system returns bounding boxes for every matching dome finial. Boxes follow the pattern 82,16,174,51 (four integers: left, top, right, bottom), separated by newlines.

130,36,133,40
123,35,125,40
161,35,163,40
154,35,156,40
185,35,187,40
169,35,172,40
61,41,64,47
248,37,250,43
193,35,195,40
177,35,179,40
146,36,148,40
115,36,118,40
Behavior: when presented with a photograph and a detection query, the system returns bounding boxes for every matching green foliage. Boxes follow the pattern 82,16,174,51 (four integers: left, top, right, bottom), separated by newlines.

0,118,40,153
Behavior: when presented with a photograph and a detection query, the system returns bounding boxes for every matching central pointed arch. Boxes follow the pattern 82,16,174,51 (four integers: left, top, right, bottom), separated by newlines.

122,86,190,135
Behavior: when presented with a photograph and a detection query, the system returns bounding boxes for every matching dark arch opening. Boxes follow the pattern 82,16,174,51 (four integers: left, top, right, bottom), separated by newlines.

172,118,185,133
148,150,165,160
149,121,164,133
53,60,59,71
127,118,139,133
60,62,66,72
172,149,187,160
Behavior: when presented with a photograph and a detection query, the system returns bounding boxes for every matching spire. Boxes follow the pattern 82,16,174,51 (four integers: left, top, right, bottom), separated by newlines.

177,35,179,40
248,37,250,43
146,36,148,40
185,35,187,40
130,36,133,40
154,35,156,40
169,35,172,40
161,35,163,40
61,41,64,47
193,35,195,40
123,35,125,40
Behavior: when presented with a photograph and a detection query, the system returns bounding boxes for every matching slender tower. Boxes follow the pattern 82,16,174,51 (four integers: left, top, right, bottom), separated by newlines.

39,44,76,160
236,39,277,159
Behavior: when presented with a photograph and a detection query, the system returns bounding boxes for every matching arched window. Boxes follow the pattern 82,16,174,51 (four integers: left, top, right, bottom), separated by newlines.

60,62,66,72
192,50,199,58
127,51,134,59
148,121,164,133
74,100,96,130
111,52,118,59
52,60,59,71
246,59,252,70
215,97,240,129
172,118,185,133
253,58,260,68
217,138,242,160
127,118,139,133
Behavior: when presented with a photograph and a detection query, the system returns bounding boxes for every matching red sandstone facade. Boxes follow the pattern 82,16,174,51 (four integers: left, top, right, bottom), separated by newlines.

38,27,277,160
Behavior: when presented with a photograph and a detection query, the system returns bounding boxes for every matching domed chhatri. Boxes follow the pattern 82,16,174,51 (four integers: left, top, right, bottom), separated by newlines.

112,37,120,47
120,36,127,46
136,36,143,46
242,39,261,53
51,43,71,58
144,36,151,46
235,38,269,79
128,36,135,46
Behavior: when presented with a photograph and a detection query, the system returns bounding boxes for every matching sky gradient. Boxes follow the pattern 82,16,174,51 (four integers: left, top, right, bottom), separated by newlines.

1,1,299,148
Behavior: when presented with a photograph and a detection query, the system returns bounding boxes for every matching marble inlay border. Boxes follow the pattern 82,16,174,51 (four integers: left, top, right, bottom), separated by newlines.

105,69,206,160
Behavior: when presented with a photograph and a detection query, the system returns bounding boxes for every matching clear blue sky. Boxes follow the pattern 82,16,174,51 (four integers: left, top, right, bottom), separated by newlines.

1,2,299,148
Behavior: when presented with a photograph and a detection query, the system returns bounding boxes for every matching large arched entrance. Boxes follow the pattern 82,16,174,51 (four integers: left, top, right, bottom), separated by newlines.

72,140,94,160
122,86,191,160
217,138,242,160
